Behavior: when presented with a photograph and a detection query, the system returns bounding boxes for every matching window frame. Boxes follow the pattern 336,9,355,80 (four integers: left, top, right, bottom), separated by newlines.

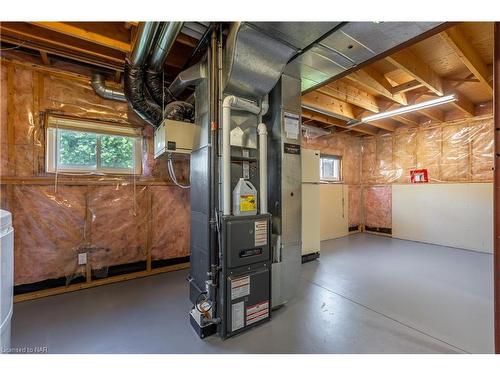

45,115,143,175
320,154,342,182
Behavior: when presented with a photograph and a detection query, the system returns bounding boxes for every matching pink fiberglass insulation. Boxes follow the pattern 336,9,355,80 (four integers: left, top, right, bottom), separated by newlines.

150,186,190,260
363,186,392,229
348,185,361,226
88,185,149,269
11,185,87,285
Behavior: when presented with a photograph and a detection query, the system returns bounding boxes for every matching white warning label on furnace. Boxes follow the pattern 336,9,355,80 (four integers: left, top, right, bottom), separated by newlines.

231,275,250,300
255,220,267,246
246,300,269,326
231,301,245,331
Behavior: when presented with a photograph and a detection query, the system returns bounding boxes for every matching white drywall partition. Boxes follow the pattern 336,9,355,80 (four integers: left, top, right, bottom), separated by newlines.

392,183,493,253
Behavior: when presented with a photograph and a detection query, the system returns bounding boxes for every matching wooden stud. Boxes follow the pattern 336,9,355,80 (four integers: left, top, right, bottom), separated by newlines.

114,70,121,83
40,51,50,65
146,186,153,272
7,63,16,176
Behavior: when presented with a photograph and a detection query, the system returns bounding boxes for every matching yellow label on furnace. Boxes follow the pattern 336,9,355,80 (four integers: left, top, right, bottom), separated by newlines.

240,194,256,212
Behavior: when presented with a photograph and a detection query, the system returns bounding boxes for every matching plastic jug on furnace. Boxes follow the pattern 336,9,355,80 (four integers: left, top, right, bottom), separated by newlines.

233,178,258,216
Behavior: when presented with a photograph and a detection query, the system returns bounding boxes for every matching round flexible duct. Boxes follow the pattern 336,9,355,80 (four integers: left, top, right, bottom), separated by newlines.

124,22,163,126
91,73,126,102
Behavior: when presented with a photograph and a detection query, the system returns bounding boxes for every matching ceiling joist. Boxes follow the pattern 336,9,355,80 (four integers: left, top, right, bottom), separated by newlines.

302,109,378,136
439,27,493,95
346,66,408,106
386,50,444,96
31,22,131,52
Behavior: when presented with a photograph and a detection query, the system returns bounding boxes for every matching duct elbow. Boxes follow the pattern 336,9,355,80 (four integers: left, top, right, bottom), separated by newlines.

91,74,126,102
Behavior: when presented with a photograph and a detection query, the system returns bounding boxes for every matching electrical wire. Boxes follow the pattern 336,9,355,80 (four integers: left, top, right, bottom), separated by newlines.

0,40,27,51
167,153,190,189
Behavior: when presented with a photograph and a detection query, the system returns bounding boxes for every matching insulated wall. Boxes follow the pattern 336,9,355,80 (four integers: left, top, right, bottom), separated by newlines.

360,118,493,237
0,56,191,286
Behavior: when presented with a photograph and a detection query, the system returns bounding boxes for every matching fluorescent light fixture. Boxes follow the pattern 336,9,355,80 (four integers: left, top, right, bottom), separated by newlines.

361,94,456,123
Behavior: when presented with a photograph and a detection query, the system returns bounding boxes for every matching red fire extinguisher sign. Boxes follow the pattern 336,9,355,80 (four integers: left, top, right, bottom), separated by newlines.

410,169,429,183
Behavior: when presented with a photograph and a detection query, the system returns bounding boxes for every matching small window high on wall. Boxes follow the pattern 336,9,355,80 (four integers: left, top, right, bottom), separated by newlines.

45,115,142,175
320,154,342,182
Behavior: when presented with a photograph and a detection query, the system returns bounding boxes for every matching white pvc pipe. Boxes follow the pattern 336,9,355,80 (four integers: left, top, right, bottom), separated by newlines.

222,95,261,215
258,123,268,214
222,96,233,215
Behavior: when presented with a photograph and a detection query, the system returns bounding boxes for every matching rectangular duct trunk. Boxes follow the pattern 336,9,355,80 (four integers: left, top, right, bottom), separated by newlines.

264,74,302,308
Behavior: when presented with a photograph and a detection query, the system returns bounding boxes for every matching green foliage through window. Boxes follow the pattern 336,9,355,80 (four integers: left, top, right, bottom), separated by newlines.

101,135,134,169
56,129,137,172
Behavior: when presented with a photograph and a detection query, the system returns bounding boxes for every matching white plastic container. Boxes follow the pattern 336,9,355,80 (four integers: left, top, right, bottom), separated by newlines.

232,178,258,216
0,209,13,354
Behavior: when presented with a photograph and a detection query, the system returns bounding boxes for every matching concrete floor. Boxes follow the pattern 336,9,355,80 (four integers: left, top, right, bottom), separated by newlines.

11,233,493,354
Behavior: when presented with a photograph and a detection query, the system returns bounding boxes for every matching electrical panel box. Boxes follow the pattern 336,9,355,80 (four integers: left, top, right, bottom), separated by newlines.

154,119,200,158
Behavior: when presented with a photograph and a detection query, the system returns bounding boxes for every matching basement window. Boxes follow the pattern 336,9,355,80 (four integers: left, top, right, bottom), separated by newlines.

45,115,142,175
320,154,342,182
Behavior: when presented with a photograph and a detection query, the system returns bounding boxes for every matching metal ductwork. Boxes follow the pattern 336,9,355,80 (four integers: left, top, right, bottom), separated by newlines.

222,22,298,101
145,22,184,105
91,73,126,102
168,61,207,98
124,22,163,126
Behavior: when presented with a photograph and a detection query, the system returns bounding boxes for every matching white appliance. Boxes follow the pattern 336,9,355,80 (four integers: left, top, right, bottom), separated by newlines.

0,209,13,353
301,149,321,258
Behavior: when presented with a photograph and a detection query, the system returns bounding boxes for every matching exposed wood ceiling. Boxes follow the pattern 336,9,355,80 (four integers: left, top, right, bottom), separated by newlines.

0,21,493,138
0,22,201,82
303,22,494,137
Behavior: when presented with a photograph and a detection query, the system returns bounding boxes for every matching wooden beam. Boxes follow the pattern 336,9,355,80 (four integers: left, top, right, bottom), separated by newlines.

346,66,408,105
31,22,131,52
177,33,198,48
0,23,125,70
114,70,121,83
445,84,475,117
14,262,190,303
440,27,493,95
302,109,378,136
40,51,50,65
419,107,445,122
318,79,381,113
390,79,423,94
302,91,356,120
356,110,399,132
386,50,444,96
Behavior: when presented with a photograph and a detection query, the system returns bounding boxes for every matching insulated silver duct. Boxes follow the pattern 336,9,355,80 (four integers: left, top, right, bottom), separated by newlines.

130,22,161,67
91,73,126,102
124,22,164,126
149,22,184,72
146,22,184,106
